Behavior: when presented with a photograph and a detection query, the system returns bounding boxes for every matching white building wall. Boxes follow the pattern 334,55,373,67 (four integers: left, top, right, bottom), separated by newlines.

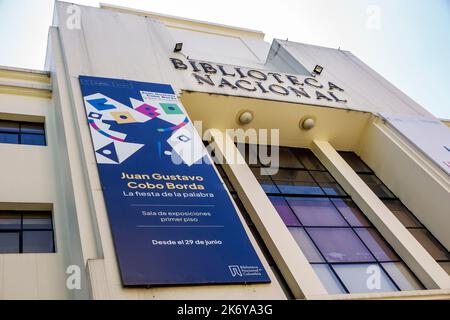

50,1,287,299
0,1,447,299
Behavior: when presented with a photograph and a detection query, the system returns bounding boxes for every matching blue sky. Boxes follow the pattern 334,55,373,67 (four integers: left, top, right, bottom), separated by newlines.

0,0,449,118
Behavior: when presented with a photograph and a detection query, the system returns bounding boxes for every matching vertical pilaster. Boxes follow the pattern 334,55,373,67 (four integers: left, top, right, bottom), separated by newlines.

311,140,450,289
210,130,328,298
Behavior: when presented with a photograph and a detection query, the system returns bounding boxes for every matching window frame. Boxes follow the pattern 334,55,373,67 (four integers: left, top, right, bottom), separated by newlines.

338,151,450,268
237,144,424,294
0,120,46,146
0,211,55,254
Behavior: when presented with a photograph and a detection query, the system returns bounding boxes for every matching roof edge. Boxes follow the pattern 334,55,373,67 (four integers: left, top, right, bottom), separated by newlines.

100,3,265,39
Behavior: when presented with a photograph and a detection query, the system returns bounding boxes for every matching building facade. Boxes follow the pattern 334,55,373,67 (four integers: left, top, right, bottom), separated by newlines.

0,1,449,299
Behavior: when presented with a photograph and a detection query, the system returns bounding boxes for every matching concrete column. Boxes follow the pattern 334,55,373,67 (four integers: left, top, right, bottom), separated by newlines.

209,130,328,299
311,140,450,289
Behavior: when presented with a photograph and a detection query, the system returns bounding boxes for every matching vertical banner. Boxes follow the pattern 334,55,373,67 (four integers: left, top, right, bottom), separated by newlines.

79,76,270,286
379,113,450,176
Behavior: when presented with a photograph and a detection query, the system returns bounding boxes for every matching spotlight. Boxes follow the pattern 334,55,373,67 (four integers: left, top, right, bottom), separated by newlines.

238,111,253,125
174,43,183,52
300,117,315,130
313,65,323,75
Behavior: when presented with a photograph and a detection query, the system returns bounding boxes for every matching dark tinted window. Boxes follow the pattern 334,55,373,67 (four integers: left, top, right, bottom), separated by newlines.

0,120,46,146
339,151,450,276
0,211,55,254
239,145,423,293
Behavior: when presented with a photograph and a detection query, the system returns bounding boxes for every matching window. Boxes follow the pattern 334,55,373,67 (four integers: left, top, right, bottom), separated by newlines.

0,120,46,146
0,211,55,253
239,145,423,294
203,141,294,298
339,151,450,275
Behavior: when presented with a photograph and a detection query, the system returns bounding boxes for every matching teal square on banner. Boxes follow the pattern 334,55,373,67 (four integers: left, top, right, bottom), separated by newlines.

160,103,183,115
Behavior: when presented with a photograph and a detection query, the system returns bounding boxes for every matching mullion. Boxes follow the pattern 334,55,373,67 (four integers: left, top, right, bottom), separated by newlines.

350,153,450,268
233,145,423,293
19,133,44,136
0,210,54,254
0,121,45,146
265,154,357,293
351,226,402,263
281,165,353,294
20,212,23,253
277,148,406,292
346,225,402,290
292,148,326,172
337,152,374,174
280,196,303,227
251,146,352,293
18,123,22,145
217,157,294,297
306,166,335,197
301,227,350,294
265,192,348,199
308,165,403,290
357,172,397,199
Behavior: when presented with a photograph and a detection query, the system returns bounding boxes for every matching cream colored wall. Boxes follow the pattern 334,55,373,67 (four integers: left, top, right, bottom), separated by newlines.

0,88,69,298
180,91,372,151
356,118,450,250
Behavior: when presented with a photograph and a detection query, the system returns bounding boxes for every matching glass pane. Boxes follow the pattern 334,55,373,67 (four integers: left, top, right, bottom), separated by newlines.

355,228,399,262
0,232,20,253
269,196,301,226
251,167,273,179
22,231,54,253
276,147,304,169
312,264,346,294
288,227,324,263
310,171,335,183
23,212,52,230
358,174,396,198
381,262,423,291
258,179,280,194
331,199,371,227
236,143,260,166
0,212,21,229
332,263,398,293
409,229,450,261
294,149,325,170
320,183,347,196
272,169,314,182
20,122,45,134
0,121,19,133
20,134,46,146
287,197,348,227
439,262,450,276
307,228,375,263
339,152,372,173
275,181,324,195
0,132,19,144
382,200,422,228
